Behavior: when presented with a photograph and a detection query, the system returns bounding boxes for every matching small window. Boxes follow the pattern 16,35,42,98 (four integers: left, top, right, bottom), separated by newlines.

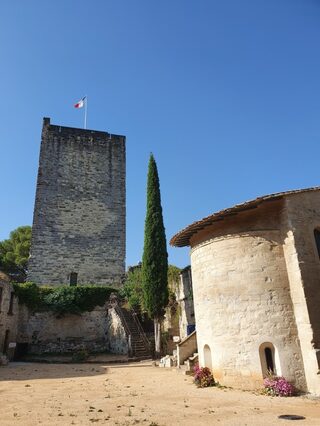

314,230,320,258
70,272,78,286
259,342,278,377
264,347,274,373
8,292,14,315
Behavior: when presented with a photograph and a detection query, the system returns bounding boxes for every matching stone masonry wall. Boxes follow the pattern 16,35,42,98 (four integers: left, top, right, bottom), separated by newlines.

28,118,126,286
17,305,109,354
17,304,128,355
177,266,195,340
282,192,320,394
106,308,129,355
0,277,19,359
191,224,307,391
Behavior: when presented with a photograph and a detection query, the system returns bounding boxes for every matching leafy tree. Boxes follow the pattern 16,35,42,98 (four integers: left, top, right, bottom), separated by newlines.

141,154,168,356
124,264,181,313
0,226,31,282
122,264,144,311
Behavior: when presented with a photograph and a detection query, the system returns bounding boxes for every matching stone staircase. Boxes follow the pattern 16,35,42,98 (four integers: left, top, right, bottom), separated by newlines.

176,330,198,374
178,352,198,375
117,307,152,359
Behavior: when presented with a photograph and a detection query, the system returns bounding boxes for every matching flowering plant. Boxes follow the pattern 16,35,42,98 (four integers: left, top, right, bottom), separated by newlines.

263,373,296,397
193,364,215,388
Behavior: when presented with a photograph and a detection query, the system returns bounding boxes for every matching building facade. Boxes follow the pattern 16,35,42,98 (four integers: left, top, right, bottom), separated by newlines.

28,118,126,286
171,188,320,394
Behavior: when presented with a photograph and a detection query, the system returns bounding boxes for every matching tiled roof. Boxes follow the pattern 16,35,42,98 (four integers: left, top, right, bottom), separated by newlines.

170,186,320,247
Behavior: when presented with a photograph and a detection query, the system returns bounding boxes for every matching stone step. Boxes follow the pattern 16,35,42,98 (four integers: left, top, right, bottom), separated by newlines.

119,308,153,358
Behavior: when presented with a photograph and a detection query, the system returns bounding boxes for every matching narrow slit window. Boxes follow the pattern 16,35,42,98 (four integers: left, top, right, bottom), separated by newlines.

314,230,320,258
264,347,274,373
8,292,14,315
70,272,78,286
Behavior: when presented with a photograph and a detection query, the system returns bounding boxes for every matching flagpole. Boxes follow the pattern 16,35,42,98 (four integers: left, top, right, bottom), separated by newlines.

84,96,87,129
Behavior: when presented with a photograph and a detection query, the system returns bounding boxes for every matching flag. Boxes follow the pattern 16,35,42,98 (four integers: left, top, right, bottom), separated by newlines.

74,96,86,109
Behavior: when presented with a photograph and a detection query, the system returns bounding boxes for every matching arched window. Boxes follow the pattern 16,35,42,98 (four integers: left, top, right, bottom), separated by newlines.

259,342,279,377
314,229,320,258
203,344,212,370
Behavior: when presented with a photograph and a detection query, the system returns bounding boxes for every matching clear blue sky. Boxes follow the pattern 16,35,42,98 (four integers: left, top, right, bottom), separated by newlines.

1,0,320,268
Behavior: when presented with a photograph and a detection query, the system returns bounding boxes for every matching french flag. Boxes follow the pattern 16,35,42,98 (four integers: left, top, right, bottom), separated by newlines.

74,96,86,109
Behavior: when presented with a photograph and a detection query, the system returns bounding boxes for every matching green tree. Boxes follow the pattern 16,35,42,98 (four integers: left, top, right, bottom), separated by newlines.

141,154,168,356
122,264,144,311
124,264,180,312
0,226,32,282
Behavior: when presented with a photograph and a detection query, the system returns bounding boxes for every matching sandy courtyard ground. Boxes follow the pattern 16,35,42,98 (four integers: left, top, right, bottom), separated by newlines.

1,362,320,426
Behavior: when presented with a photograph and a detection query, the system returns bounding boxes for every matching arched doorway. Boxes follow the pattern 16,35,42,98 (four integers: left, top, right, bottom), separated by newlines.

203,344,212,370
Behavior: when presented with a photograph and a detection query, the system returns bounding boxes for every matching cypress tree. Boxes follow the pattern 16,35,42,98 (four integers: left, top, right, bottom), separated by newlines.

141,154,168,356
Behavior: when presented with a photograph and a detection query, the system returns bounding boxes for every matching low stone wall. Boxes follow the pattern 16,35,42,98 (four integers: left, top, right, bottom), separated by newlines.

17,304,128,355
177,330,197,365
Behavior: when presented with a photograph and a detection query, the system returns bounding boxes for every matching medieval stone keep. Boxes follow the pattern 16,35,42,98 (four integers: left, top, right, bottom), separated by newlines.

171,187,320,395
28,118,126,286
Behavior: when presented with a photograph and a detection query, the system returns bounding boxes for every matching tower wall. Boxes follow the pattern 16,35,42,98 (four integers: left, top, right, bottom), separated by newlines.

189,202,307,391
28,118,125,286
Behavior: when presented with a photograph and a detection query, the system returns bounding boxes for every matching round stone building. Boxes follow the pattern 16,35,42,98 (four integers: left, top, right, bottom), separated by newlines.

171,188,320,394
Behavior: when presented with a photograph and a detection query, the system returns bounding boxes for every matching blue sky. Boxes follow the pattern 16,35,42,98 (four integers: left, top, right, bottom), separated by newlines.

1,0,320,268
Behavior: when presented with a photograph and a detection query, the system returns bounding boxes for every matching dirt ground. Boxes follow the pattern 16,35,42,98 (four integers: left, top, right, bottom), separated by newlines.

1,362,320,426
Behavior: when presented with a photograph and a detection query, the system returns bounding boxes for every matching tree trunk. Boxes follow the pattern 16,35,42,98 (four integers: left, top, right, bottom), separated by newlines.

154,317,161,357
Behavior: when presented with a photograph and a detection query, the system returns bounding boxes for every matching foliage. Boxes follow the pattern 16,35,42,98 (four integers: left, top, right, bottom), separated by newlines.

12,282,52,311
141,154,168,319
168,265,181,287
263,373,296,397
72,349,89,362
0,226,31,282
193,364,216,388
123,263,181,314
122,264,144,311
13,282,118,314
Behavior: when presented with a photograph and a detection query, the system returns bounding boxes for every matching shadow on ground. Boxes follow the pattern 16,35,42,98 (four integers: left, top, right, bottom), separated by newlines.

0,360,154,382
0,363,109,381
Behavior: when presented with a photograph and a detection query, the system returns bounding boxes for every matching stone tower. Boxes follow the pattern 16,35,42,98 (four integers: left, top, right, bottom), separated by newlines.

28,118,125,286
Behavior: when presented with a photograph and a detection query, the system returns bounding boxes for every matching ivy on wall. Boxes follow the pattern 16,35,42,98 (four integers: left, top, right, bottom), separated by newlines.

13,282,118,314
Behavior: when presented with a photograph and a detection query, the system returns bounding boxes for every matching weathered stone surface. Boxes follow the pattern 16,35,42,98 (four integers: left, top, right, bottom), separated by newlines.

176,330,197,366
0,275,18,360
174,192,320,394
176,266,195,340
28,118,126,286
16,304,128,355
106,308,129,355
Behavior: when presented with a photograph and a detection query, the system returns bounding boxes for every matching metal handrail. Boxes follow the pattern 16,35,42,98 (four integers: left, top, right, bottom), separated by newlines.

130,310,151,351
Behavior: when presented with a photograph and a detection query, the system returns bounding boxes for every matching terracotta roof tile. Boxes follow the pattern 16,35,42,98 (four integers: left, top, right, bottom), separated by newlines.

170,186,320,247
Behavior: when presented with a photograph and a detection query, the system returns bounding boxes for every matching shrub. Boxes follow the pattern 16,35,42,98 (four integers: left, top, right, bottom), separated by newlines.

13,282,118,314
72,349,89,362
193,364,215,388
263,373,296,397
13,282,53,310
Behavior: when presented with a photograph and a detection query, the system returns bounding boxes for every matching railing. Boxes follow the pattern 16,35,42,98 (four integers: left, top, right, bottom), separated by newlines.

130,310,151,352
